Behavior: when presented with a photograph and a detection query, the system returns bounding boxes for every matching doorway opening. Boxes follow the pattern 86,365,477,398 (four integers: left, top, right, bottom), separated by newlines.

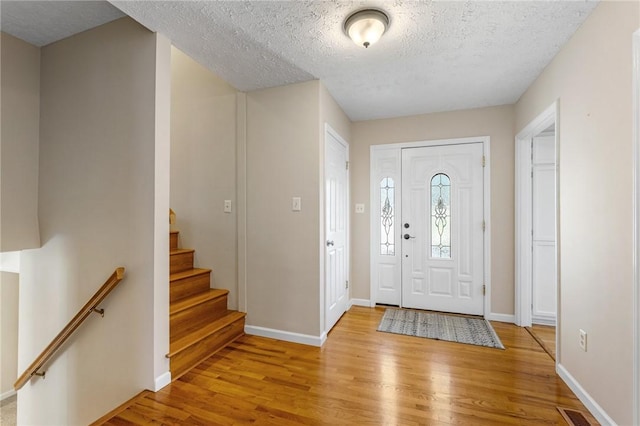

515,102,559,362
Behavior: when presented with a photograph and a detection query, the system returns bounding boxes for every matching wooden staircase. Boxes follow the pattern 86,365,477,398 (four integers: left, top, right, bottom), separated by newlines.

168,225,245,380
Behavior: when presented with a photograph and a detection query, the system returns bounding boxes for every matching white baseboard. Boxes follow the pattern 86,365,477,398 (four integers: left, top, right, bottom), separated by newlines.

154,371,171,391
1,389,16,401
245,325,325,347
349,298,371,308
486,313,515,323
532,317,556,326
557,363,616,425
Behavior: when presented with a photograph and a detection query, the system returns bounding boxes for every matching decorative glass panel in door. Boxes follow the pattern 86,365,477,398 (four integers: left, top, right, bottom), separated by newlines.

380,177,395,255
431,173,451,258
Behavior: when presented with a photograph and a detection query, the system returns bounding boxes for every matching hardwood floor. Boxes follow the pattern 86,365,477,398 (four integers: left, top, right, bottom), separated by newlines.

527,324,556,361
98,307,596,425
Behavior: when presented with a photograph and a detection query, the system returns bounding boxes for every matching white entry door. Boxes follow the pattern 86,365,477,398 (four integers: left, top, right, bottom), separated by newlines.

325,128,349,332
531,134,557,324
401,143,484,315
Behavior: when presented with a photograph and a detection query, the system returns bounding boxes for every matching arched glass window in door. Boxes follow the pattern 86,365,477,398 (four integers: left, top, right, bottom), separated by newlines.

431,174,451,258
380,177,395,255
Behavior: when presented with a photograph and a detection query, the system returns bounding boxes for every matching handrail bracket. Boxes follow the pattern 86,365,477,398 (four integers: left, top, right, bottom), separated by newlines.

92,308,105,317
33,371,46,378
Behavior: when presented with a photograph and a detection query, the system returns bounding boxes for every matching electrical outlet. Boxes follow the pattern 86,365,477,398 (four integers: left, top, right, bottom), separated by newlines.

224,200,232,213
579,329,587,351
355,203,365,213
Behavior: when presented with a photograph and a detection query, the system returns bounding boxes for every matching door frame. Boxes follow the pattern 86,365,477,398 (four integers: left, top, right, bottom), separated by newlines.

514,101,559,329
369,136,492,318
321,123,350,337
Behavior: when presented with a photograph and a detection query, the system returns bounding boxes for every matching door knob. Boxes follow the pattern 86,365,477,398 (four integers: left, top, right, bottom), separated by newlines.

326,240,334,246
403,234,415,240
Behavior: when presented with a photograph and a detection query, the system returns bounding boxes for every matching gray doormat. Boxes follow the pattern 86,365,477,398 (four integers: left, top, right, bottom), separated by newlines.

377,308,505,349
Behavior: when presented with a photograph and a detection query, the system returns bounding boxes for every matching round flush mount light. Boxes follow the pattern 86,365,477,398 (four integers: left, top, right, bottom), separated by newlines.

344,9,389,48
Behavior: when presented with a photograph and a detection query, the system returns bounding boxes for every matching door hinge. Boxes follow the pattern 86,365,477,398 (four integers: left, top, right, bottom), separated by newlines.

482,156,486,167
482,221,486,232
346,161,349,170
346,280,349,289
483,284,486,296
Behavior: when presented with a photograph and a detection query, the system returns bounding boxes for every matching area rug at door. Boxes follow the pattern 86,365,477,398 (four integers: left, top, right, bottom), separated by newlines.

377,308,505,349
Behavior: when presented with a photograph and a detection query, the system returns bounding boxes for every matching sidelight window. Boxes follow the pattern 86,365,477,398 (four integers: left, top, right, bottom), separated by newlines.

380,177,395,255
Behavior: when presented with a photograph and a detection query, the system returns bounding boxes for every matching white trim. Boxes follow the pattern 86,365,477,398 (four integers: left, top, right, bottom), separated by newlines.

349,298,371,308
486,313,515,324
0,389,16,401
632,28,640,426
369,136,492,317
557,364,616,426
245,325,326,347
531,317,556,327
514,101,558,328
154,371,171,391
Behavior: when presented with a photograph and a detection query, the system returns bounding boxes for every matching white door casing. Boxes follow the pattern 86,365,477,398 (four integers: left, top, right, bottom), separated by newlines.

514,102,558,330
401,143,485,315
531,134,557,325
325,126,349,332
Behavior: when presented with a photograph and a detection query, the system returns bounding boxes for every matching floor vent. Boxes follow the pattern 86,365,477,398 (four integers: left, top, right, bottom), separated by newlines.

557,407,592,426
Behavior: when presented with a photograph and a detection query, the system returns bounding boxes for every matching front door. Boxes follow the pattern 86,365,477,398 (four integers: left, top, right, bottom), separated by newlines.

401,143,484,315
325,129,349,332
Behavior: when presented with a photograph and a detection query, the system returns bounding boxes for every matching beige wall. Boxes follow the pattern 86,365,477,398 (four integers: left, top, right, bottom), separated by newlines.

0,32,41,252
0,272,19,398
170,47,239,308
351,105,515,315
515,2,639,424
18,18,169,425
245,81,321,336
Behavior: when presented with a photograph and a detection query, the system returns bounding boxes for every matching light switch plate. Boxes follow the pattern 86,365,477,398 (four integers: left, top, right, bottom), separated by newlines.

224,200,232,213
292,197,301,212
355,203,365,213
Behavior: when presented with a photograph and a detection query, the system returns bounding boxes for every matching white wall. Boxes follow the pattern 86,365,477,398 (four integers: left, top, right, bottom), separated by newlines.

351,105,515,316
170,47,239,309
0,272,19,399
17,18,170,425
515,2,639,423
0,32,40,252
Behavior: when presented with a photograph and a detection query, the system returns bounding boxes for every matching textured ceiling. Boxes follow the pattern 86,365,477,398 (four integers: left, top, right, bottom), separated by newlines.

1,1,599,121
1,1,124,47
110,1,598,121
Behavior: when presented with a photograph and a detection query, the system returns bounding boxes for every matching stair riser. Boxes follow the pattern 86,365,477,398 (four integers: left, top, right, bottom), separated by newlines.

170,251,194,274
170,318,245,379
171,273,210,303
170,232,179,250
170,297,229,341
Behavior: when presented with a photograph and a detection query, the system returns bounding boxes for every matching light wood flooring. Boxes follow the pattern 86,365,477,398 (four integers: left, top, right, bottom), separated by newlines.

98,307,595,425
527,324,556,361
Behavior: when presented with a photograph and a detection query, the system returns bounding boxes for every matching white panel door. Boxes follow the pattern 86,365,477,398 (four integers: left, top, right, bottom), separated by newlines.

325,130,349,332
401,143,484,315
531,134,557,324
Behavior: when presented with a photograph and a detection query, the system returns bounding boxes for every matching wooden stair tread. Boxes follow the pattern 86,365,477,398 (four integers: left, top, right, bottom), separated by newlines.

170,289,229,316
168,311,246,357
170,268,211,281
170,248,194,255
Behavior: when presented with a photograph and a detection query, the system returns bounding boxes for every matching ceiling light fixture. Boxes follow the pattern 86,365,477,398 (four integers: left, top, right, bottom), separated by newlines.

344,9,389,48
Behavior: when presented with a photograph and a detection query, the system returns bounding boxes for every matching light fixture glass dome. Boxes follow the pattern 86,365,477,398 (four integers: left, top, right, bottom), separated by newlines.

344,9,389,48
